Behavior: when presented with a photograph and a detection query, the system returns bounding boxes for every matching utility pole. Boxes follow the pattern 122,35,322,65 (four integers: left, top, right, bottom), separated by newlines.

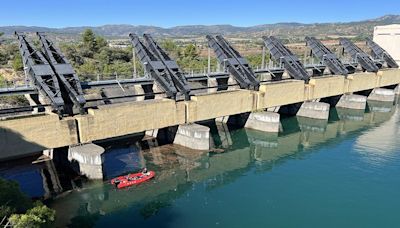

207,47,211,74
261,46,266,69
133,47,137,78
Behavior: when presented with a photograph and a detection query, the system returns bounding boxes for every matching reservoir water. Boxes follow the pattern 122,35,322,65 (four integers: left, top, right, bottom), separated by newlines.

1,99,400,227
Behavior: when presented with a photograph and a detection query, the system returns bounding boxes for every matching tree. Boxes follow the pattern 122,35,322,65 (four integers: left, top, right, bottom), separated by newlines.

0,178,32,218
60,43,84,66
95,36,108,50
182,44,199,60
0,178,55,227
12,55,23,72
82,29,97,51
161,39,181,59
78,60,98,77
9,203,55,228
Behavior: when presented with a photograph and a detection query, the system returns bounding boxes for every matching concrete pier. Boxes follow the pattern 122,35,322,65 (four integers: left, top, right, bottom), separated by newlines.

296,102,330,120
394,84,400,95
367,100,394,113
173,124,210,150
367,88,395,102
24,94,44,114
216,111,280,133
244,112,280,133
68,143,105,179
336,108,365,121
336,94,367,110
297,116,328,133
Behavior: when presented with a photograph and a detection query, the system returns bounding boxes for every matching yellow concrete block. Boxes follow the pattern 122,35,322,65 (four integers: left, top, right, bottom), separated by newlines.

308,75,345,99
346,72,378,93
378,68,400,87
186,90,255,122
77,99,186,142
258,80,305,109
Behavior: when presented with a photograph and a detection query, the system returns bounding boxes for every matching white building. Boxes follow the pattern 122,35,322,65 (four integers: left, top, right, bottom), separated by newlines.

373,24,400,66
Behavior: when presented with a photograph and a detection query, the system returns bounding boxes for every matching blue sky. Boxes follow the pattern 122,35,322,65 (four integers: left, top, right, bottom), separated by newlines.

1,0,400,28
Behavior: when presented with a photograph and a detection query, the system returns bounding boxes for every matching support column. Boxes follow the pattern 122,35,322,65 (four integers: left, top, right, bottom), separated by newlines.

24,94,43,114
245,112,280,133
367,88,395,103
367,100,394,113
336,107,365,121
68,143,105,179
207,78,218,93
394,84,400,95
173,124,210,150
297,116,327,133
216,111,280,133
296,102,330,120
336,94,367,110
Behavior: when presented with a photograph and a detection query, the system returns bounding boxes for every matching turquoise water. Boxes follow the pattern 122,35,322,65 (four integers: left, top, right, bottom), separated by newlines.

3,100,400,227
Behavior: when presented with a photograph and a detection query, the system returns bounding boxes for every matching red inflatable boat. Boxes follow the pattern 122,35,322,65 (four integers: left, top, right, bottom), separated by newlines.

111,171,155,189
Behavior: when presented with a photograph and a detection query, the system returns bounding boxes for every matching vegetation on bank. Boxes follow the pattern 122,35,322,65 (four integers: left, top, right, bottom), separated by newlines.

0,178,55,227
0,29,267,81
59,29,221,78
1,28,371,82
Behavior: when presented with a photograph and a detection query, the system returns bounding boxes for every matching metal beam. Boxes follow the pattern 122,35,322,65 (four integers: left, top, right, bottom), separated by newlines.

0,86,37,96
262,36,310,82
339,38,379,72
80,78,153,89
366,37,399,68
15,32,64,113
206,35,259,90
37,32,86,113
305,36,348,76
129,33,186,100
142,34,191,100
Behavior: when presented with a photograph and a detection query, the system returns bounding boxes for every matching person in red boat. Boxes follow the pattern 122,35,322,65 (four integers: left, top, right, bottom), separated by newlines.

141,167,150,176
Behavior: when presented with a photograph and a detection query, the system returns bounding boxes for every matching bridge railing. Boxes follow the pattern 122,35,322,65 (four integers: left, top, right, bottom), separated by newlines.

79,72,145,82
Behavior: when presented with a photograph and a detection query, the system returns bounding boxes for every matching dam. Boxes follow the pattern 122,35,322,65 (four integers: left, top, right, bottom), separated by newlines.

0,32,399,177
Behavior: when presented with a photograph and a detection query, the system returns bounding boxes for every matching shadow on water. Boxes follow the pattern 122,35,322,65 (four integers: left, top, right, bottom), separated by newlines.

0,126,68,199
101,142,145,179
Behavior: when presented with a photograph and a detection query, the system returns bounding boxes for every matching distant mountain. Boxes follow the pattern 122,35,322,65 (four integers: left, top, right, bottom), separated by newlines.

1,15,400,40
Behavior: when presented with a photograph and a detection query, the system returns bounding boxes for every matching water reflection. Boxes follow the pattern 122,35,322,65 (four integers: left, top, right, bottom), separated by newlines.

101,144,145,179
0,156,62,199
46,104,399,226
355,107,400,166
1,102,398,227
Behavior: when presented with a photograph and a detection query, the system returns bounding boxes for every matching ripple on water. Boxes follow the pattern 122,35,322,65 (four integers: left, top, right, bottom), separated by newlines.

354,110,400,168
